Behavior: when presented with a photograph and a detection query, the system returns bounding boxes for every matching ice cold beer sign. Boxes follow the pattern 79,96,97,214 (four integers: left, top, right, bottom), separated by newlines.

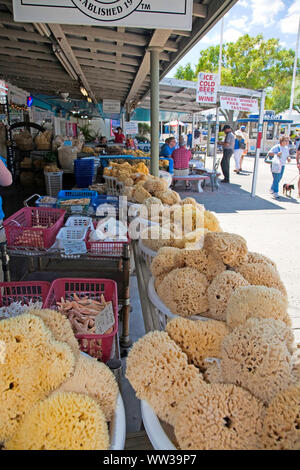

72,0,141,22
13,0,193,30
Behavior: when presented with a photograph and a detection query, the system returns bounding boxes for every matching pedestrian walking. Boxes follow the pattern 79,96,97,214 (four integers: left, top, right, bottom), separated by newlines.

296,139,300,198
266,135,291,199
218,125,235,183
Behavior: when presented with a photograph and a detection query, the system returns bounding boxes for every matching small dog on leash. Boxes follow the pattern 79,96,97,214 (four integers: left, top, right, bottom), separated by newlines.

283,183,295,197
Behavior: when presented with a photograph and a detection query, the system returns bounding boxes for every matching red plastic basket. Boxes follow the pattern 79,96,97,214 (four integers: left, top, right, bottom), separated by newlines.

0,281,51,307
4,207,66,250
43,278,118,363
86,222,130,257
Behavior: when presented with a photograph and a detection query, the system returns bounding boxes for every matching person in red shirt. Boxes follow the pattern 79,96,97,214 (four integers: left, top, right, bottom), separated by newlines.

113,126,125,144
172,135,192,189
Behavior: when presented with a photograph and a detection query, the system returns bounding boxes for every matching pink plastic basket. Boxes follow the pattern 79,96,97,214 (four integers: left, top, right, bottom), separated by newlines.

4,207,66,250
43,278,118,363
0,281,51,307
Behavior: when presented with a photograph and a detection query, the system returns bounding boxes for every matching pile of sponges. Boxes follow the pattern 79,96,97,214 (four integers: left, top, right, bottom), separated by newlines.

0,310,118,450
126,315,300,449
150,230,290,320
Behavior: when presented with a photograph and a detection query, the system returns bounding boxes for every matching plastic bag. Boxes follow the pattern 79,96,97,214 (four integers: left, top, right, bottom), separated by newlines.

271,155,282,174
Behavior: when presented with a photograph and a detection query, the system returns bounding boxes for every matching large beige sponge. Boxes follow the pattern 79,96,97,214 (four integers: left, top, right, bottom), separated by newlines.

236,262,287,298
150,247,184,278
0,314,75,442
156,267,209,317
174,383,264,450
204,232,248,267
166,317,230,369
30,308,80,360
141,226,183,252
247,251,277,270
204,210,222,232
262,384,300,450
125,331,205,426
226,286,290,329
56,354,118,422
5,392,109,450
221,318,295,404
177,248,226,281
207,271,249,321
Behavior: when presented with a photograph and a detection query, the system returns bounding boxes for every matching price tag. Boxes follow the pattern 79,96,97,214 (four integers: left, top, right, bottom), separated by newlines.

95,302,115,335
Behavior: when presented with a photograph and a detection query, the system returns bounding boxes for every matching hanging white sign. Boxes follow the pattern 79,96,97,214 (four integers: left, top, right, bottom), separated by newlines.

220,96,259,113
103,100,121,114
196,73,218,105
13,0,193,30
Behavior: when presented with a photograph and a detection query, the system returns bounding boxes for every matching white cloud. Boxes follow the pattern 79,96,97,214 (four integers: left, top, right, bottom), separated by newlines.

228,15,250,32
223,28,244,42
280,1,300,35
249,0,285,27
239,0,248,8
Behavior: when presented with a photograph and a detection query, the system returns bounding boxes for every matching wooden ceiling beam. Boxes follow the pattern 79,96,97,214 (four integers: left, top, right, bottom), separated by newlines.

0,27,51,44
0,48,57,62
48,23,97,103
67,37,144,58
73,49,139,67
0,39,52,54
193,3,208,18
0,55,62,70
62,25,149,47
77,57,137,74
125,29,172,106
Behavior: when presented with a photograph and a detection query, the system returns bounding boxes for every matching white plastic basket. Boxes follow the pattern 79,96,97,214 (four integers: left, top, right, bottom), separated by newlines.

141,400,176,450
44,171,63,197
138,238,157,269
56,226,88,250
65,216,93,230
104,176,125,196
148,276,210,330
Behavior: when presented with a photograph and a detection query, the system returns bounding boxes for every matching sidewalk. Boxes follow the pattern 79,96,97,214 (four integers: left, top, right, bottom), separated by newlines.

178,155,300,340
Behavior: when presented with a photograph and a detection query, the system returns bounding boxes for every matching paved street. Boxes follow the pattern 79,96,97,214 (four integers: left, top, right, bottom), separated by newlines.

177,154,300,341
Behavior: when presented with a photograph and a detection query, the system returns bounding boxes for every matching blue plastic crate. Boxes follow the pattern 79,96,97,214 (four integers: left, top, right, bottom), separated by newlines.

35,196,57,208
74,159,94,188
57,190,98,205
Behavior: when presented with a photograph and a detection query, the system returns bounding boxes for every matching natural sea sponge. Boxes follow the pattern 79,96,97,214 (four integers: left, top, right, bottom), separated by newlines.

143,177,168,194
183,228,209,249
56,354,118,422
155,189,181,206
141,226,183,252
123,186,135,200
133,185,152,204
204,232,248,267
30,308,80,360
221,318,295,404
177,248,226,281
5,392,109,450
180,197,198,207
174,383,264,450
226,286,290,329
204,210,222,232
236,263,287,298
166,317,230,369
207,271,249,321
156,267,209,317
150,247,184,278
125,331,205,425
247,251,277,271
0,314,75,441
144,197,163,208
261,384,300,450
124,177,134,187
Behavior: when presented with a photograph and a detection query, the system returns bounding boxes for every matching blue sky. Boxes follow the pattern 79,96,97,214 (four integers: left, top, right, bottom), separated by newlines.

168,0,300,76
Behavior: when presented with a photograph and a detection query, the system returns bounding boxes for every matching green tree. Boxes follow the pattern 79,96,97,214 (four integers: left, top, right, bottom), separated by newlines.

174,34,299,128
174,62,196,81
